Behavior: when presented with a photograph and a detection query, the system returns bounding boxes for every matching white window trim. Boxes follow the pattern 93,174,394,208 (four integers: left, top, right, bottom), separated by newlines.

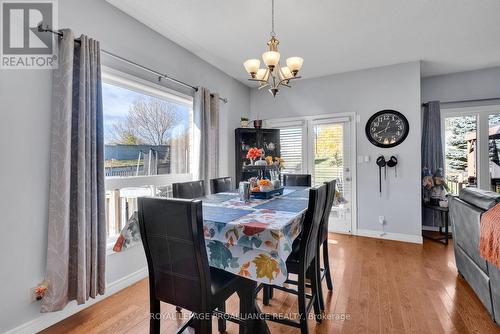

102,67,195,248
441,104,500,190
102,66,193,107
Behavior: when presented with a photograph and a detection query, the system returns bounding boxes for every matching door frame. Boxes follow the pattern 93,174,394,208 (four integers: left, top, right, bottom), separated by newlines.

266,112,358,234
441,104,500,190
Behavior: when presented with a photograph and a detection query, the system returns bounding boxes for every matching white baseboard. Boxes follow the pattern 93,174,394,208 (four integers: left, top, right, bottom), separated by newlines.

354,229,423,244
4,267,148,334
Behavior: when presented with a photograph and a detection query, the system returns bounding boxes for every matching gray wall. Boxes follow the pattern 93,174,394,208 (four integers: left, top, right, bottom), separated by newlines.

251,62,422,237
0,0,249,332
422,66,500,105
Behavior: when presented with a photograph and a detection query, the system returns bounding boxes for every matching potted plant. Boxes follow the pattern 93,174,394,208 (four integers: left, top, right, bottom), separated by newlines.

240,117,250,128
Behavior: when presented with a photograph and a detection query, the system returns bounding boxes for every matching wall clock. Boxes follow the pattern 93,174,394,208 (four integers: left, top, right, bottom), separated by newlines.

365,110,409,148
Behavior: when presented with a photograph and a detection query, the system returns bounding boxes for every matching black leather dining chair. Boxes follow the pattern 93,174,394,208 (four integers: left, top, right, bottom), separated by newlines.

264,180,336,312
172,180,205,199
210,177,232,194
282,174,312,187
258,184,327,334
138,197,254,334
316,179,336,310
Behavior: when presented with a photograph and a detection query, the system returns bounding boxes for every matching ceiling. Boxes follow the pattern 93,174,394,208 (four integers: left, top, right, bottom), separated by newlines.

106,0,500,86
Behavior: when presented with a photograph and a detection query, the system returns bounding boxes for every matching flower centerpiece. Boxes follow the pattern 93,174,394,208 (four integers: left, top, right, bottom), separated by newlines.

258,179,274,192
246,147,263,165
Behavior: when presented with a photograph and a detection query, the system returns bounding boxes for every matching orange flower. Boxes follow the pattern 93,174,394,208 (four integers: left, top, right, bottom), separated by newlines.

258,179,272,187
246,147,263,160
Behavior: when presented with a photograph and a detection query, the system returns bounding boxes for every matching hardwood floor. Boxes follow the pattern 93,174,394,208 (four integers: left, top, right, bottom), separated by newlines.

40,234,500,334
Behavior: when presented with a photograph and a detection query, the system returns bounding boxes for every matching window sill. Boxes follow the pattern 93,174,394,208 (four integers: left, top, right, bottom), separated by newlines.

106,237,142,256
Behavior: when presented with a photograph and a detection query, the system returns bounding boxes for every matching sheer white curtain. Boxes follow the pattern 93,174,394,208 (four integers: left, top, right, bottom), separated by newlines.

193,88,220,193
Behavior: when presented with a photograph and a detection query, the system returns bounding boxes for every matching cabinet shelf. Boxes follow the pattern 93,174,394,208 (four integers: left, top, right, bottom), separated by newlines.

235,128,280,184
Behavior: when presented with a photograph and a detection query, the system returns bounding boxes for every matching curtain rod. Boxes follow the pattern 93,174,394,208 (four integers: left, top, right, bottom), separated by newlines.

421,97,500,107
37,23,228,104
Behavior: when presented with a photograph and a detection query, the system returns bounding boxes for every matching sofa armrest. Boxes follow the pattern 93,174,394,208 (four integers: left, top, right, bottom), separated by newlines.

459,187,500,211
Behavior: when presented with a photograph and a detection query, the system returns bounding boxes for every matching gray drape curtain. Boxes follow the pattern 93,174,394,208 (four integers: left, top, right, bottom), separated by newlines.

422,100,444,226
193,88,220,193
42,30,106,312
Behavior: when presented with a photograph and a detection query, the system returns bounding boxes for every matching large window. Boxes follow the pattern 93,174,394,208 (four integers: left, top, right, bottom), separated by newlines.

444,115,477,193
442,105,500,194
102,69,193,241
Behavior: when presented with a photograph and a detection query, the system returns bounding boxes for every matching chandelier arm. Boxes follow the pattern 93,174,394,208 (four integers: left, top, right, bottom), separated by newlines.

248,78,269,84
277,75,301,87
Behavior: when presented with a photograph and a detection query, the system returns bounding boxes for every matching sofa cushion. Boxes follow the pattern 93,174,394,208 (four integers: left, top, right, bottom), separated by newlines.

455,245,493,316
459,187,500,211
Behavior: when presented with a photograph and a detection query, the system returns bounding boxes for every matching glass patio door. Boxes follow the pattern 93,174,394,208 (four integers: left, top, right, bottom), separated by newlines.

309,117,353,233
268,115,356,233
442,105,500,194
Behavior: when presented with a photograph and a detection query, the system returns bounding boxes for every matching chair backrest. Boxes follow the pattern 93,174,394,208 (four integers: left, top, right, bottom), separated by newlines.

172,180,205,199
320,180,337,244
299,184,327,268
138,197,211,313
283,174,312,187
210,177,232,194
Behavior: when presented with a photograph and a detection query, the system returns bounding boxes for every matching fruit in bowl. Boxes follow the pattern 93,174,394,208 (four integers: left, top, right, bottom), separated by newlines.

251,186,261,193
258,179,274,192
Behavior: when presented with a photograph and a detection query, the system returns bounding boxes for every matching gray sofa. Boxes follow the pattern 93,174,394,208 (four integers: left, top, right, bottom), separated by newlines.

449,187,500,323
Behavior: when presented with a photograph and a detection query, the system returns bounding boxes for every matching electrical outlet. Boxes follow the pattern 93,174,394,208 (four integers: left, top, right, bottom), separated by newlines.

378,216,385,225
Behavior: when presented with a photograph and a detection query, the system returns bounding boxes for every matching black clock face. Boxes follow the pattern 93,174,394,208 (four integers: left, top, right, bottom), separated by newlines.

365,110,409,148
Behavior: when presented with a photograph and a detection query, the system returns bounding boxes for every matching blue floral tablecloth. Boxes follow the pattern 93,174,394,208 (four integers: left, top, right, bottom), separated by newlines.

200,187,309,285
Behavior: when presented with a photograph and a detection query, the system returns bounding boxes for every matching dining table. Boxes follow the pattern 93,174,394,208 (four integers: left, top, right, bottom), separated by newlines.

196,186,310,333
199,186,310,285
194,186,309,333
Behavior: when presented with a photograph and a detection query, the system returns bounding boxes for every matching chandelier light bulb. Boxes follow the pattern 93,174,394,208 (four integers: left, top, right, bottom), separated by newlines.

280,66,293,80
262,51,280,70
256,68,268,81
286,57,304,75
243,59,261,77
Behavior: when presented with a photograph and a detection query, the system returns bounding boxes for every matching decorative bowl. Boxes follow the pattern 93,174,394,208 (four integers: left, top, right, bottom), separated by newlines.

259,185,273,192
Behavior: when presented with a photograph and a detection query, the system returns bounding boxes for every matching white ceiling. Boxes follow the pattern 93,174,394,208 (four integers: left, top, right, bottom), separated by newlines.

106,0,500,86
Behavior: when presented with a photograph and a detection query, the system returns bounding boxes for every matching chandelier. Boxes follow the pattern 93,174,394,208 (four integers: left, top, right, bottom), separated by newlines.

243,0,303,97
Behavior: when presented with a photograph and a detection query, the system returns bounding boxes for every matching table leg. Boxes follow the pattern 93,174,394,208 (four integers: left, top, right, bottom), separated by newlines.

237,280,270,334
